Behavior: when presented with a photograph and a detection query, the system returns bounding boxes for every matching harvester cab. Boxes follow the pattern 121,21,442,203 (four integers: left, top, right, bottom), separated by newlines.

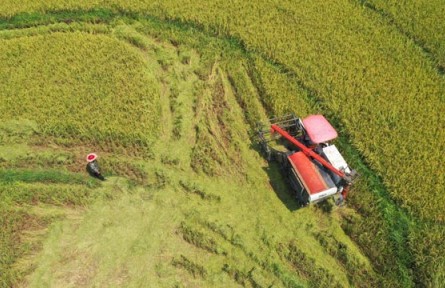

257,114,357,206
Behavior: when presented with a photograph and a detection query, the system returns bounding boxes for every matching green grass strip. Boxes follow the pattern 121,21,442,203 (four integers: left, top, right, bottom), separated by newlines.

0,9,117,30
0,169,97,187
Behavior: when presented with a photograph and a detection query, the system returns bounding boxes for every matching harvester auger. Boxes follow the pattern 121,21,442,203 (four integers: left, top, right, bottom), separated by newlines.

257,114,357,206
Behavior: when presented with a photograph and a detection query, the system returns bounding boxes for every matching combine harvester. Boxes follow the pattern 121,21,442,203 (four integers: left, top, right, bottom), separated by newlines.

258,114,357,206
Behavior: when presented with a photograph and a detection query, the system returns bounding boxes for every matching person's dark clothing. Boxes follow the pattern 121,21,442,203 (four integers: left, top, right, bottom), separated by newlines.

86,160,105,181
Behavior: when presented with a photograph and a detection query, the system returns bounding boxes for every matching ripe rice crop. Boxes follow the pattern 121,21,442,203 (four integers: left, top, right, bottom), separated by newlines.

0,31,160,149
365,0,445,71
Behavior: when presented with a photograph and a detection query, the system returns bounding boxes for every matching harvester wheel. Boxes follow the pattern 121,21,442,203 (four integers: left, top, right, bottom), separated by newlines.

335,195,345,207
299,200,309,208
260,143,272,161
266,148,272,161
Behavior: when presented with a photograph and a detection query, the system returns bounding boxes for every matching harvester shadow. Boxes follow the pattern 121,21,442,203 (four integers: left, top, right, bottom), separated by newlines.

249,141,301,212
262,162,301,212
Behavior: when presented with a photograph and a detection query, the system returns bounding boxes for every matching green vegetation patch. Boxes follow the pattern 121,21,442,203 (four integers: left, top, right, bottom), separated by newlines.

0,169,92,186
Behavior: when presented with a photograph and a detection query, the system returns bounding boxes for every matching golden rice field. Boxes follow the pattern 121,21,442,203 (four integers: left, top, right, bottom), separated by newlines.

0,1,444,287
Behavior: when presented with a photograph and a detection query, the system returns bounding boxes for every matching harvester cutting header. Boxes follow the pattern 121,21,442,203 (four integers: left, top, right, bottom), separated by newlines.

258,114,357,206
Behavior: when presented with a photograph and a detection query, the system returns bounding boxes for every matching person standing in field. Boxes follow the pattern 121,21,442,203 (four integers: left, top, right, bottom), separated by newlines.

86,153,105,181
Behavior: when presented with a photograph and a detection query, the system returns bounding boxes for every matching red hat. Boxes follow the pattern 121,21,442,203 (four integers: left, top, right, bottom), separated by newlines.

86,153,98,162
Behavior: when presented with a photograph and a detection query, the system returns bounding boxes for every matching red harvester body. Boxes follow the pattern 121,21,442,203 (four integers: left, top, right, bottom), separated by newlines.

258,114,357,206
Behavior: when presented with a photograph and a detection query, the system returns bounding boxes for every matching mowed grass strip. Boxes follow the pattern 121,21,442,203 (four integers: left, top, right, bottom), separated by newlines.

0,32,160,148
0,174,100,287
